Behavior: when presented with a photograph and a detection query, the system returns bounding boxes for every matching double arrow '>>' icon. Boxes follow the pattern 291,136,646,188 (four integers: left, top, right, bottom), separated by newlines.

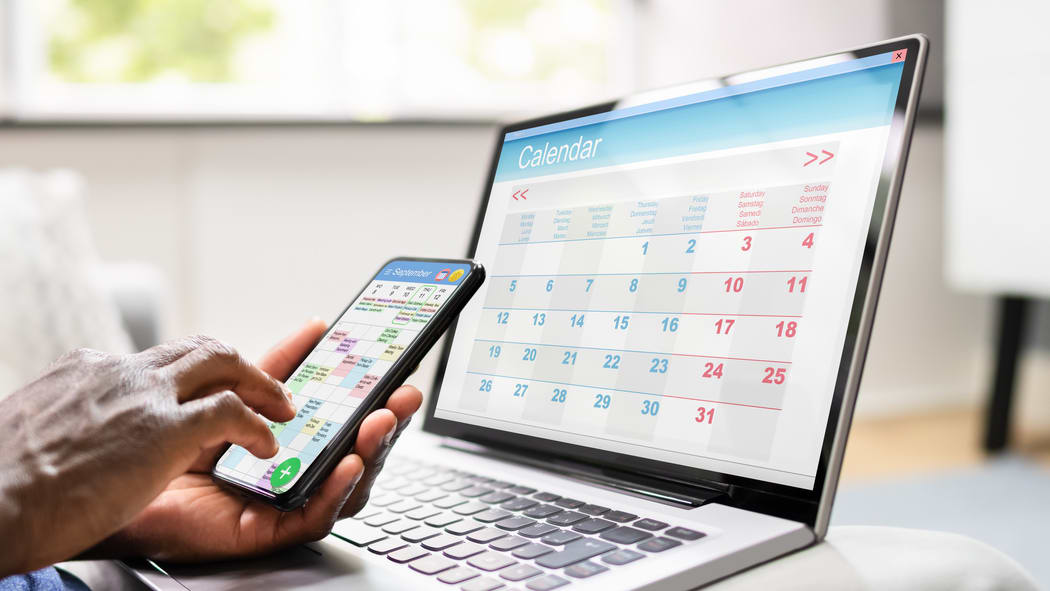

513,189,529,201
804,150,834,167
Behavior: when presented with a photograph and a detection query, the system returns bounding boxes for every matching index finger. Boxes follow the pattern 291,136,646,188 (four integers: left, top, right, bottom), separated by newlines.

167,338,296,423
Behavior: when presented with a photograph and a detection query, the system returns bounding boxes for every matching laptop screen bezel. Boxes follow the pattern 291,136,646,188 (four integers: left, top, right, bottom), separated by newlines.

422,36,925,528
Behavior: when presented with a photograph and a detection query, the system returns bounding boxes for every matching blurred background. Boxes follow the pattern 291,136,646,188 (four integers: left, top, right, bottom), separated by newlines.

1,0,1048,585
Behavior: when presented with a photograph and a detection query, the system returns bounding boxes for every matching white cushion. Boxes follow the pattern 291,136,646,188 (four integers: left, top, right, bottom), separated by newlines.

706,526,1039,591
0,169,132,398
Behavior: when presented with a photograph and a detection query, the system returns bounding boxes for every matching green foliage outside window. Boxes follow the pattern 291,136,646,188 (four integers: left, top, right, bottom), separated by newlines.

48,0,274,83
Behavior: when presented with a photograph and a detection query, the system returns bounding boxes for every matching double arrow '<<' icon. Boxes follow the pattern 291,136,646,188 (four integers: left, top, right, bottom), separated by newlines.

513,189,529,200
804,150,834,167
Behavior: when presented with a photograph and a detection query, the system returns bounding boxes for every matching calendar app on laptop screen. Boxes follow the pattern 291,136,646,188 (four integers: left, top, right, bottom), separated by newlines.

435,51,907,489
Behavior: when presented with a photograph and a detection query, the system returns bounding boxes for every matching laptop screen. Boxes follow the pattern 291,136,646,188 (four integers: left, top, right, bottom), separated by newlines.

432,49,910,490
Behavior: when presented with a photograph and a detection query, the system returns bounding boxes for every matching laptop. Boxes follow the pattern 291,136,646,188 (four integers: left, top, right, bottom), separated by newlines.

129,35,927,591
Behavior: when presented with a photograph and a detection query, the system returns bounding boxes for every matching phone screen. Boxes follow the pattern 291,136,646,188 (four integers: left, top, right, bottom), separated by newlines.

214,260,474,495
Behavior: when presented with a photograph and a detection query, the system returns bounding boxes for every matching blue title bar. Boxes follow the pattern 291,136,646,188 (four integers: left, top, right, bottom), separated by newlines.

378,260,472,284
495,58,904,183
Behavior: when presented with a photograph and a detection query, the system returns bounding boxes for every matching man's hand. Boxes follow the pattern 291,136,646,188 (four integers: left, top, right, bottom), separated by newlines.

0,336,298,577
85,318,423,562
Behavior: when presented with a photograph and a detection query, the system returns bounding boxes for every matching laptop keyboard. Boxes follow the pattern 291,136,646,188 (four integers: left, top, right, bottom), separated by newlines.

332,457,708,590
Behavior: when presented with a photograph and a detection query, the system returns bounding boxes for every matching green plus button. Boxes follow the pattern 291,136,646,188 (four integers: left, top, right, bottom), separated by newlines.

270,457,301,489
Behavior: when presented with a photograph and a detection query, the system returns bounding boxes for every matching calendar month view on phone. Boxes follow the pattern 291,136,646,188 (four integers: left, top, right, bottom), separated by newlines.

214,259,474,495
435,50,909,489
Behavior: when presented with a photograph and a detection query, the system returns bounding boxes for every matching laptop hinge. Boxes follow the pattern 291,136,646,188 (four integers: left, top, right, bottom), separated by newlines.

440,437,727,508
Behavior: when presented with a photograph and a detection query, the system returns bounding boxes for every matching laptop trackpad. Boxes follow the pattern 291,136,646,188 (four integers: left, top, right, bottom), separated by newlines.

131,536,412,591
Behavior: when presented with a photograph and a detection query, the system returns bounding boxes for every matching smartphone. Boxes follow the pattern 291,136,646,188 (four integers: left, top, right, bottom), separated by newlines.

212,257,484,510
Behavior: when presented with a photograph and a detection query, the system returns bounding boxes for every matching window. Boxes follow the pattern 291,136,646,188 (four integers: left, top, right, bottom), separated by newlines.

4,0,634,121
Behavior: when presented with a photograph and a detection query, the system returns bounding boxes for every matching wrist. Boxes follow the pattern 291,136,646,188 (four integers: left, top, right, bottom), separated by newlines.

0,468,30,577
75,528,138,561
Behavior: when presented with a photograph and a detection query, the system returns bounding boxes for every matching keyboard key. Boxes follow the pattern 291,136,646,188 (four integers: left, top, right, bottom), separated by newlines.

387,546,429,564
600,527,652,545
370,494,403,508
367,538,408,555
332,521,386,547
445,542,487,560
397,483,429,497
501,497,539,512
437,566,479,584
519,523,558,538
480,491,516,504
388,500,422,514
633,518,668,531
526,574,570,590
351,510,381,521
536,538,617,569
423,473,456,487
495,516,536,531
435,496,469,509
423,534,465,551
573,518,616,534
547,511,587,526
638,537,682,552
603,511,638,523
402,526,442,543
524,505,562,519
601,549,645,565
578,504,609,516
500,564,542,582
475,509,512,523
381,520,419,535
410,555,458,575
512,543,554,559
554,498,584,509
426,513,463,528
442,480,474,492
378,477,411,491
405,468,437,481
666,527,706,541
364,513,399,527
454,502,490,516
467,551,517,572
416,489,449,503
461,576,504,591
460,486,494,498
565,560,608,579
508,486,537,495
405,507,441,521
541,530,582,545
489,480,515,489
467,528,508,544
490,536,528,551
533,492,560,502
447,520,485,536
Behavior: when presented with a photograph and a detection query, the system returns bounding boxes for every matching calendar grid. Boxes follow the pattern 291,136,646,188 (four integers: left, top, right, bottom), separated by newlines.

497,224,824,246
472,338,793,365
464,371,783,411
481,306,804,319
439,408,811,478
490,269,813,278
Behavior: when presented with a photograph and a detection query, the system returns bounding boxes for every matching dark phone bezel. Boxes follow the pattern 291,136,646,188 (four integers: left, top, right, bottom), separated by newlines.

423,37,925,527
211,256,485,511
